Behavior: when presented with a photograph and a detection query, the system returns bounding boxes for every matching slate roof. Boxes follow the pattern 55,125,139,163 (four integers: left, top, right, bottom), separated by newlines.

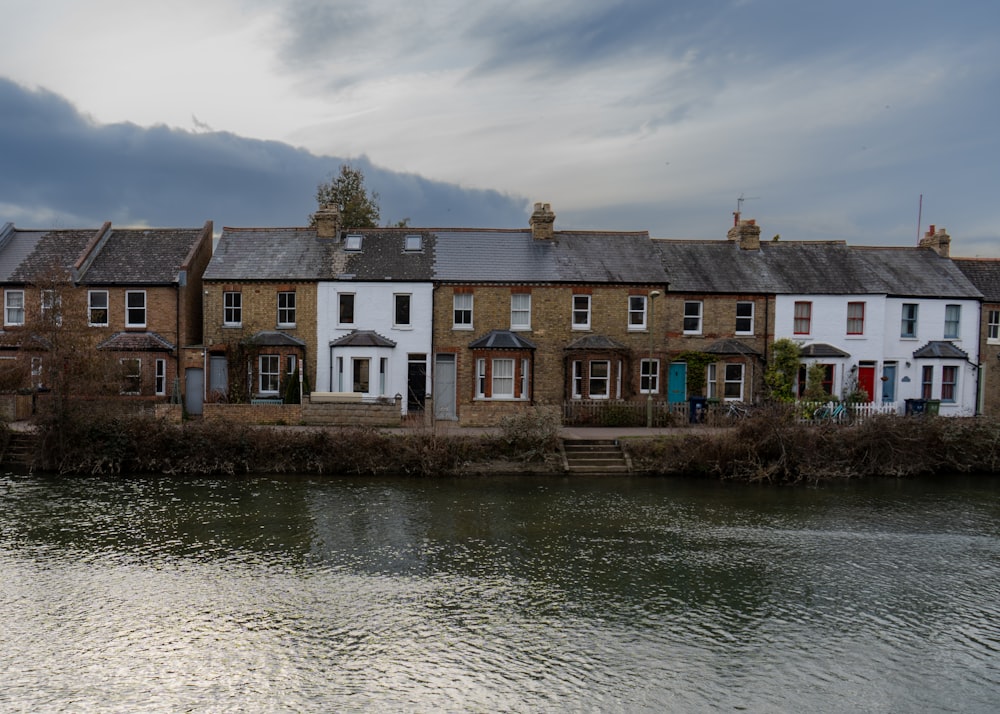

0,225,100,282
97,331,175,352
81,228,206,285
912,341,970,360
800,343,851,358
655,240,982,298
330,330,397,348
704,338,762,356
564,334,630,351
952,258,1000,302
205,228,334,281
336,230,435,281
252,330,306,347
468,330,536,350
432,230,667,284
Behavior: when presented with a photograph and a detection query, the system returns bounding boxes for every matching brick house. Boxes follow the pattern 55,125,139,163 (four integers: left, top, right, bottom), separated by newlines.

430,203,668,426
952,256,1000,415
201,227,324,410
0,221,212,407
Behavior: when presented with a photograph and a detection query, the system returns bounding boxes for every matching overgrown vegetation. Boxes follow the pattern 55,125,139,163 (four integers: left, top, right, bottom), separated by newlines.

764,338,800,402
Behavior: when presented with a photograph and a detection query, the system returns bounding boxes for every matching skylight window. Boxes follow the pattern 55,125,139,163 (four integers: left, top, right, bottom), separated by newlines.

345,234,363,251
404,234,423,252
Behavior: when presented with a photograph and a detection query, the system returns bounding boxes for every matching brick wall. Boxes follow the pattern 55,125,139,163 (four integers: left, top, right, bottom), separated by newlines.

203,403,303,425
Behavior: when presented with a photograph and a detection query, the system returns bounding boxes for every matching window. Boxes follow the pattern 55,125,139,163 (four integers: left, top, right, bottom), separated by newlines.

589,360,610,399
88,290,108,326
707,363,718,399
683,301,702,334
287,355,297,375
572,294,591,330
126,291,146,327
30,357,42,389
990,310,1000,342
155,359,166,396
394,293,411,327
847,302,865,335
511,293,531,330
338,293,355,325
944,304,961,339
453,293,473,329
380,357,388,395
492,358,515,398
521,358,530,399
259,355,280,394
735,301,754,335
352,358,370,393
901,303,918,338
120,358,141,395
277,291,296,327
921,366,934,400
572,360,583,398
40,290,61,326
793,301,812,335
628,295,647,330
4,290,24,326
724,363,745,400
404,234,422,252
345,234,363,251
223,291,242,326
640,359,659,394
941,365,957,402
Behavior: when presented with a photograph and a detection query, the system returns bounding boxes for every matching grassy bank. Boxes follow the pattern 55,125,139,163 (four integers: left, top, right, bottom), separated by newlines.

22,408,1000,481
626,414,1000,483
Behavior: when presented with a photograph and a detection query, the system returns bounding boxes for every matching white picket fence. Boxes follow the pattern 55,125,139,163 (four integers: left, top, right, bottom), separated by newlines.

797,400,900,423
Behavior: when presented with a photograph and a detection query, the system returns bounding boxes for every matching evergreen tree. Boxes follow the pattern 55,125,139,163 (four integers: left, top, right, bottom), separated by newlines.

310,163,380,228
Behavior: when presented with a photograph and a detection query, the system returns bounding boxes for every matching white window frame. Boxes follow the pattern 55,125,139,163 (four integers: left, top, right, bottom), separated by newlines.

88,290,109,327
683,301,702,335
901,303,918,339
944,304,961,339
258,354,280,394
223,291,242,327
520,358,530,399
640,358,659,394
589,360,610,399
125,290,146,328
120,357,141,395
404,234,422,252
155,358,166,396
572,360,583,399
511,293,531,331
724,363,745,401
277,291,296,328
345,234,363,251
453,293,473,330
287,355,297,375
989,310,1000,343
572,294,591,330
492,358,515,399
707,363,718,399
30,356,43,389
628,295,647,331
735,301,754,335
394,293,412,328
4,289,24,326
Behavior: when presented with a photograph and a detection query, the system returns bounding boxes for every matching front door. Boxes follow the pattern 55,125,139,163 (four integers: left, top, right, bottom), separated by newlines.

858,364,876,403
881,363,897,403
667,362,687,404
209,356,228,398
185,367,204,416
408,355,427,413
433,354,456,420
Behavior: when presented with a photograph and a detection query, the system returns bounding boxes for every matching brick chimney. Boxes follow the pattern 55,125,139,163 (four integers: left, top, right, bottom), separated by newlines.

727,218,761,251
919,224,951,257
529,202,556,241
315,203,342,240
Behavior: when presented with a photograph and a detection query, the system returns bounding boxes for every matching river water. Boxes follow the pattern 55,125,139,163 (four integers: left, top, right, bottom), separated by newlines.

1,471,997,713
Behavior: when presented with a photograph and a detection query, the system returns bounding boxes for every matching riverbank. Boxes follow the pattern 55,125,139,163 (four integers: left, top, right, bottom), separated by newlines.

8,408,1000,482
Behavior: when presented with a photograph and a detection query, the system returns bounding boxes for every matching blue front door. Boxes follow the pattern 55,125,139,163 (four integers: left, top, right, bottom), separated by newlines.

881,363,897,402
667,362,687,404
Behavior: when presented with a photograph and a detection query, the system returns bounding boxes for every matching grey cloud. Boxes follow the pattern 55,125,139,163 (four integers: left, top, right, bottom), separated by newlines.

0,78,528,230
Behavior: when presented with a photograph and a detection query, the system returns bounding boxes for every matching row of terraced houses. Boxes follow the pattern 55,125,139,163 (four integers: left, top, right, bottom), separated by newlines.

2,202,1000,425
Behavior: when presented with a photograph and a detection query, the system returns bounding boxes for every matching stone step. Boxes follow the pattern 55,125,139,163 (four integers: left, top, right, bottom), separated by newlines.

562,438,629,474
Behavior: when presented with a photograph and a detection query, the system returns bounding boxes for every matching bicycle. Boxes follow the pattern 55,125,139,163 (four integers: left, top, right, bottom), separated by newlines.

725,401,753,421
813,402,851,423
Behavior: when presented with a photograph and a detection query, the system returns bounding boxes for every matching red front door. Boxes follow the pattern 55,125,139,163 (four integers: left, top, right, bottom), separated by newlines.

857,365,875,403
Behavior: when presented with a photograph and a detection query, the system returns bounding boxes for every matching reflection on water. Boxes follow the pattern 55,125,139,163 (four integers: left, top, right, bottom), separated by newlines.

1,473,998,712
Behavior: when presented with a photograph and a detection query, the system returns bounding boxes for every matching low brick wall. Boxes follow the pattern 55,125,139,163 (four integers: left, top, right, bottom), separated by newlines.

459,402,561,427
203,403,303,425
302,396,402,427
154,404,183,424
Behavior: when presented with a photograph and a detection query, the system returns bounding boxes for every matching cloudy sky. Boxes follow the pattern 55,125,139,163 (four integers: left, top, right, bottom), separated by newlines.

2,0,998,254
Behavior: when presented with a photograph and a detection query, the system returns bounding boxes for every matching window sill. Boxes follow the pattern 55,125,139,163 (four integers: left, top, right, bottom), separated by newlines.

452,325,474,331
277,324,297,330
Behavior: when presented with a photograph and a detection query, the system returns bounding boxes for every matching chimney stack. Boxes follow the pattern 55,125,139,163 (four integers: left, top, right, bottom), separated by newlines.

315,204,342,240
529,202,556,241
727,218,761,251
919,224,951,257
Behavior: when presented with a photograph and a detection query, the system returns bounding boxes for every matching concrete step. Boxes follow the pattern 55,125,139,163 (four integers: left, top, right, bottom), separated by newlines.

562,438,630,474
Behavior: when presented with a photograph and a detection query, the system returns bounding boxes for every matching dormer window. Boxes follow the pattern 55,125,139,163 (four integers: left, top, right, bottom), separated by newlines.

404,234,422,252
345,234,363,251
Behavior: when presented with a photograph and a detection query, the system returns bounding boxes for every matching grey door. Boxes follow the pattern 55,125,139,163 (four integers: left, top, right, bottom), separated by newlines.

210,356,228,398
185,367,204,416
433,354,456,420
